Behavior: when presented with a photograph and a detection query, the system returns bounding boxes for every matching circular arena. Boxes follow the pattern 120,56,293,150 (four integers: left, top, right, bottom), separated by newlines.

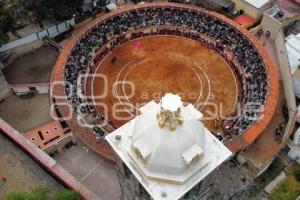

50,2,279,161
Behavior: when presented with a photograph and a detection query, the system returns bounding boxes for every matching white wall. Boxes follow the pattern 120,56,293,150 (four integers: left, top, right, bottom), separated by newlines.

12,84,49,95
35,85,49,94
12,87,30,95
261,9,297,116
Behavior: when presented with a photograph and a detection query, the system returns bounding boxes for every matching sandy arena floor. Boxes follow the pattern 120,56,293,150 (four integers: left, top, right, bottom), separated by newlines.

90,36,240,132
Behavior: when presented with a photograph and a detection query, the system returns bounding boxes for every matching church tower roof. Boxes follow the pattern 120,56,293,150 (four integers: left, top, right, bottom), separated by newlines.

106,93,232,200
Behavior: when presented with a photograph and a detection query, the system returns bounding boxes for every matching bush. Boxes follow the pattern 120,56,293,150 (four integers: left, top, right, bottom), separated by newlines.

294,169,300,182
51,190,82,200
2,188,83,200
271,164,300,200
30,188,50,200
270,182,291,200
3,191,33,200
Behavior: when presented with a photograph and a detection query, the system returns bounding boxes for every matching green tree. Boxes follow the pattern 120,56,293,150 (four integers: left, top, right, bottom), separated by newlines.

3,188,83,200
30,188,50,200
294,169,300,182
51,190,82,200
21,0,47,28
97,0,107,7
23,0,83,26
0,1,11,45
3,191,33,200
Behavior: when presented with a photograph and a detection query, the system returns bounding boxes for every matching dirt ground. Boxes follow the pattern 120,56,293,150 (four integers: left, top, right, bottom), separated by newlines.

0,94,52,132
91,36,239,132
0,133,62,198
2,46,58,84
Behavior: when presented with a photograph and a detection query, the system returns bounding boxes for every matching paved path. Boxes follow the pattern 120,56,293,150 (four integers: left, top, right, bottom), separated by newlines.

54,137,122,200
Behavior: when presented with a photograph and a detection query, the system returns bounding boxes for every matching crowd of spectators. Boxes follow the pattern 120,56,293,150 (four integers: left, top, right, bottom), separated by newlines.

63,6,269,140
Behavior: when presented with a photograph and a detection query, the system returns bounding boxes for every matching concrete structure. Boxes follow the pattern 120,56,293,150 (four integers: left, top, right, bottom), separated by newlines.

106,94,231,200
261,5,297,139
24,120,75,154
259,3,300,165
231,0,274,20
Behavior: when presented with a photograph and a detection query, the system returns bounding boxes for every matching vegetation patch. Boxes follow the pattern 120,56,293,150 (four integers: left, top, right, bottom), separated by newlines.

243,158,285,199
270,163,300,200
2,187,83,200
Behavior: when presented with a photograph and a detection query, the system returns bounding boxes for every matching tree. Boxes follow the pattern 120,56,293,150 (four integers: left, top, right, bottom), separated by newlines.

23,0,83,26
3,191,32,200
51,190,83,200
3,188,83,200
294,169,300,182
0,1,11,45
22,0,45,26
97,0,107,7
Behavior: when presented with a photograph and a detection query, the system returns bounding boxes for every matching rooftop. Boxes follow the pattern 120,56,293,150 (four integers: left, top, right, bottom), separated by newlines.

243,0,272,9
106,95,231,200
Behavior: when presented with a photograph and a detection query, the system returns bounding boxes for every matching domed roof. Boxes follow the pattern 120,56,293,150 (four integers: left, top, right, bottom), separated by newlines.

106,93,232,200
127,94,209,183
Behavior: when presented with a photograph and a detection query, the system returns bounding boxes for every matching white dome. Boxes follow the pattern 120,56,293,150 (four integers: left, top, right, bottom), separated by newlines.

106,94,232,200
128,95,207,183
